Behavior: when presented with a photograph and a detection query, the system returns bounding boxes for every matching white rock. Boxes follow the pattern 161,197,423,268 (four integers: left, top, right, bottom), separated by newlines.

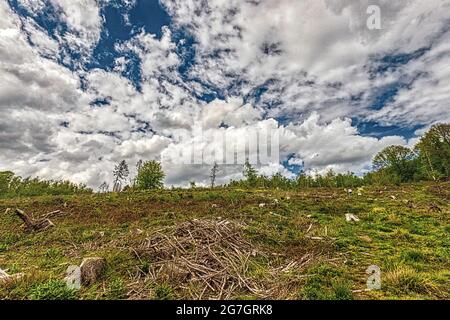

65,265,81,290
345,214,360,222
259,203,266,208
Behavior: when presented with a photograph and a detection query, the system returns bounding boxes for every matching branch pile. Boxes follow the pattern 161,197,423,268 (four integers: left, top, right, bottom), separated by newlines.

134,219,315,300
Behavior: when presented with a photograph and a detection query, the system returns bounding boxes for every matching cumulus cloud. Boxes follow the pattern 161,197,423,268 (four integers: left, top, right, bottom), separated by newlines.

0,0,449,188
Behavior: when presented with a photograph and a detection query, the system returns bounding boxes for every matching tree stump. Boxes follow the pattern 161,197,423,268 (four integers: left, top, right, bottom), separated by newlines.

80,257,106,285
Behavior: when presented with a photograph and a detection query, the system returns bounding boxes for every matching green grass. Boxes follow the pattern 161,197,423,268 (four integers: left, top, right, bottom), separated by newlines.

0,182,449,300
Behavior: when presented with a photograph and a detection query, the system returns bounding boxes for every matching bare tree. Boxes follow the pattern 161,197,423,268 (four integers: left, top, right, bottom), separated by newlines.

210,162,219,188
99,182,109,193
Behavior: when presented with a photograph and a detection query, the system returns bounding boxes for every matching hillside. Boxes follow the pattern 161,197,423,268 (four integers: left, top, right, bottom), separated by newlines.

0,183,449,300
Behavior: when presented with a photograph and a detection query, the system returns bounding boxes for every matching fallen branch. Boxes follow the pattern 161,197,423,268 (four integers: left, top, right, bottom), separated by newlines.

11,208,54,232
0,268,24,285
41,210,63,219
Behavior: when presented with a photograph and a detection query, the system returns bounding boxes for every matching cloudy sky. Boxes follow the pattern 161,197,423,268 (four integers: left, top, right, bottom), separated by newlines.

0,0,449,188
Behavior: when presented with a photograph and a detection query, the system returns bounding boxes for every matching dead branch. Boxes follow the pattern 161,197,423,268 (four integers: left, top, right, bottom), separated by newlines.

133,219,318,300
12,208,54,232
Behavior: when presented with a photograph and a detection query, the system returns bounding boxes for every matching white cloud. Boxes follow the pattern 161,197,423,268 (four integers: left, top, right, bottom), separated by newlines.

1,0,449,189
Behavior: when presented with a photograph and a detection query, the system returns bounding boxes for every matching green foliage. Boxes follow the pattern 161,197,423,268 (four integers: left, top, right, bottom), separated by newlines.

135,161,165,190
154,283,175,300
106,279,126,299
372,145,417,183
28,280,77,300
301,264,353,300
415,123,450,181
0,172,92,198
243,160,258,187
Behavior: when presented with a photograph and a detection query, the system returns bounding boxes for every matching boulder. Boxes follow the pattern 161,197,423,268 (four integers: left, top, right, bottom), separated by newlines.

80,257,106,285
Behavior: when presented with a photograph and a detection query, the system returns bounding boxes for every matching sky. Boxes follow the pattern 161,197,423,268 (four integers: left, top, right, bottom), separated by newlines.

0,0,449,188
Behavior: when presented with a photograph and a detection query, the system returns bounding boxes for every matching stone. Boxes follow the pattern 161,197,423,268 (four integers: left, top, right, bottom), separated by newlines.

80,257,106,285
345,214,360,222
65,265,81,290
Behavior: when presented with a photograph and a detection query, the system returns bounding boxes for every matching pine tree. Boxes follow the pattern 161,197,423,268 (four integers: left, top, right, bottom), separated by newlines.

243,159,258,187
210,162,219,188
113,160,129,192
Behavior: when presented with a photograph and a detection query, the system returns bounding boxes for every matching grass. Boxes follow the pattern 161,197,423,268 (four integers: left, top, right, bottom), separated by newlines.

0,182,449,300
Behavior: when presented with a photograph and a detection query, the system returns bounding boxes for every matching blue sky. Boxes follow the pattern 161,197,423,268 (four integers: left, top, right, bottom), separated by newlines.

0,0,449,187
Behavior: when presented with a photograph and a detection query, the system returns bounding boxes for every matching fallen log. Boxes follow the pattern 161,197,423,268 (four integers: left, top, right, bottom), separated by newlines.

11,208,54,232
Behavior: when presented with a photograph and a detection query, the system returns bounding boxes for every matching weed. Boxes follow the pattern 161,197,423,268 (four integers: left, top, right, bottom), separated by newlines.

154,283,175,300
106,279,126,299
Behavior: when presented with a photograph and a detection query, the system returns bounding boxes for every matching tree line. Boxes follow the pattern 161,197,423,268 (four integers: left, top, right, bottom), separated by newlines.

0,172,92,198
0,123,447,197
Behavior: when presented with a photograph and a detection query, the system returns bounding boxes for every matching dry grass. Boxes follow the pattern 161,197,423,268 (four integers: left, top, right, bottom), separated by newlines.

383,266,441,296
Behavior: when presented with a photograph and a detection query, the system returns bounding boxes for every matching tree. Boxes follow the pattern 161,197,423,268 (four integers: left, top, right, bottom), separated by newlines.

243,159,258,187
210,162,219,188
415,123,450,180
372,146,416,182
0,171,15,195
132,159,144,187
99,182,109,193
113,160,129,192
135,161,165,190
